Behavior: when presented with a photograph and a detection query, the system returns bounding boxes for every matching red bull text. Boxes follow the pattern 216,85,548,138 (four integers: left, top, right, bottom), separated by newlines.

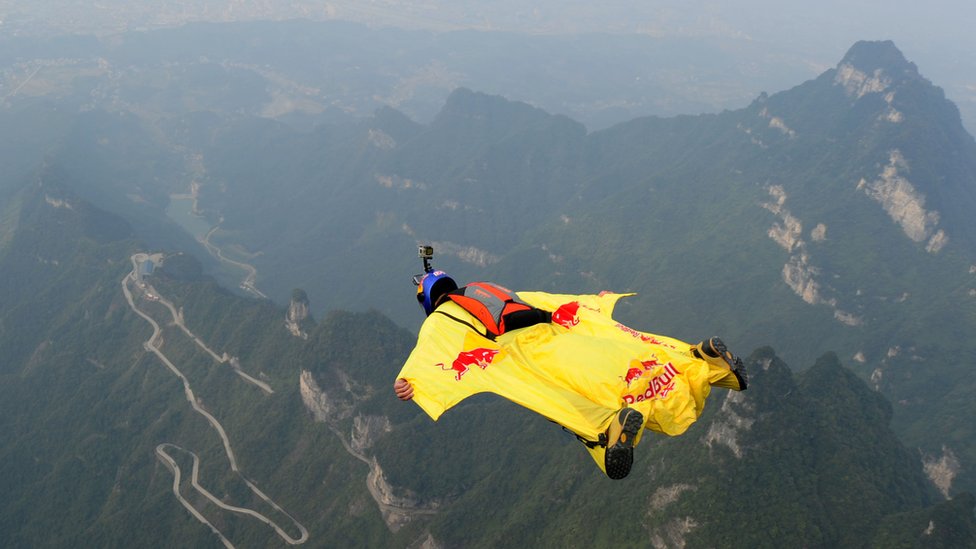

623,362,680,404
614,323,677,348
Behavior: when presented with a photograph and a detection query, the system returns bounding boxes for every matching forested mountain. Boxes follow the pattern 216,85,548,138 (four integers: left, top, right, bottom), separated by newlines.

181,41,976,501
1,181,972,547
2,27,976,548
0,181,414,546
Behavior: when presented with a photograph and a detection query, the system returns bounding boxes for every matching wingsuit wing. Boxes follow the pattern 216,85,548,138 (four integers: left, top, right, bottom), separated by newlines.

397,291,742,445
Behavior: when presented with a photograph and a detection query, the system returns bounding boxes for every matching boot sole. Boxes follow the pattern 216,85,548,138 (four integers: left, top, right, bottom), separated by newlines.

605,409,643,480
705,337,733,364
707,337,749,390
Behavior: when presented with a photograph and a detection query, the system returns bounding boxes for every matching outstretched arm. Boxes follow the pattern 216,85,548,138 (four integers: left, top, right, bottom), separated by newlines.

394,378,414,401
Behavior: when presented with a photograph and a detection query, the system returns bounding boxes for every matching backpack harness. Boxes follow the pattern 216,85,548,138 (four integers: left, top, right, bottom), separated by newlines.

435,282,552,340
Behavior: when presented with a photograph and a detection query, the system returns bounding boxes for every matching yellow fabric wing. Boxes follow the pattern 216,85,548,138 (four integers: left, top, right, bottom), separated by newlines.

396,292,740,468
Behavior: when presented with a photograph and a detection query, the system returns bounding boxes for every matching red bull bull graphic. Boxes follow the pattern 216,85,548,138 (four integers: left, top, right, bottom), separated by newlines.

619,358,660,387
623,362,680,404
621,367,644,387
437,348,500,381
552,301,581,328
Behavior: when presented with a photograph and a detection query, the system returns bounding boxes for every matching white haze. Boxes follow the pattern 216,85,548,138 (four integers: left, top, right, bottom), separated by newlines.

2,0,973,131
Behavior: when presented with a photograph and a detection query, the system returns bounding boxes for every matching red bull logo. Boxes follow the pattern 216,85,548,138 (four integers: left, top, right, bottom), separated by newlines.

620,358,660,387
438,348,500,381
622,367,644,386
552,301,581,328
623,362,680,404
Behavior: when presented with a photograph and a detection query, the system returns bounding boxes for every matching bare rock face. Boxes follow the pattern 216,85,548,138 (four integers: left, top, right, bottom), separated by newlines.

857,150,946,253
761,186,861,326
351,415,393,453
649,483,696,512
650,517,699,549
834,63,892,99
299,370,334,422
286,288,310,339
703,391,755,458
833,40,920,100
299,371,441,533
367,458,440,532
923,446,961,499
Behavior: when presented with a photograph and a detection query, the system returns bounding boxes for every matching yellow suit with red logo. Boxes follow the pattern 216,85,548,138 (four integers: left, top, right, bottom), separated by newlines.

396,291,743,474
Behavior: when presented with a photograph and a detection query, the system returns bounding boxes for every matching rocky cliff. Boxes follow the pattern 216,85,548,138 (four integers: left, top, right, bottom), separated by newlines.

285,287,310,338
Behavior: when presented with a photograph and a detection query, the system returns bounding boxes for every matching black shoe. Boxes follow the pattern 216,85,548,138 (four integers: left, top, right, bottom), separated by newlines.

604,408,643,480
694,337,748,390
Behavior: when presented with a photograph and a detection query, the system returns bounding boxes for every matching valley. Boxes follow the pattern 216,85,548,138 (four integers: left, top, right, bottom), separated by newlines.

1,19,976,547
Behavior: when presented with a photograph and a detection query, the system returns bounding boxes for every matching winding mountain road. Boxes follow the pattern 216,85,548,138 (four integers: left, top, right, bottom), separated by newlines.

150,283,273,394
201,226,267,299
155,444,236,549
156,443,308,546
123,254,308,546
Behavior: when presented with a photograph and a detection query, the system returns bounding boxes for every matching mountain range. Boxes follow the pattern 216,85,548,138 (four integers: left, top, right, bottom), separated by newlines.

1,30,976,547
183,42,976,498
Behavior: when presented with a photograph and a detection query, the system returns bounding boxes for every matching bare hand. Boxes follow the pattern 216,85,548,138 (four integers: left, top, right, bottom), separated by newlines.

394,378,414,401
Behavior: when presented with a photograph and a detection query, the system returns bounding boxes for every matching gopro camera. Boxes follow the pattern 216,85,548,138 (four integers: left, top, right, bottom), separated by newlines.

413,244,435,285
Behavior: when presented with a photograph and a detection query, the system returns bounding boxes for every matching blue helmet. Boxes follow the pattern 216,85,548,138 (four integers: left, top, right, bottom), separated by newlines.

416,270,458,315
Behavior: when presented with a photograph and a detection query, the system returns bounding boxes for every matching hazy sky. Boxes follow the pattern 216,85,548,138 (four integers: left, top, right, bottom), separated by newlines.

3,1,974,43
329,1,976,131
2,1,973,130
3,1,972,65
4,1,972,67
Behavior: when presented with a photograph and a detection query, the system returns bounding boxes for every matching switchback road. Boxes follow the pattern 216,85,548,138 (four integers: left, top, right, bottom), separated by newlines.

123,254,307,546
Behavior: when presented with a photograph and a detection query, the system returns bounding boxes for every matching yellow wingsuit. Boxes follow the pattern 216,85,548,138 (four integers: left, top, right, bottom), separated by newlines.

396,290,745,475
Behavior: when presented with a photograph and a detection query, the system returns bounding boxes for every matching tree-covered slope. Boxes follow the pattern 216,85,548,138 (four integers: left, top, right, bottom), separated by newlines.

371,348,971,548
4,36,976,547
0,182,411,547
3,173,974,548
174,41,976,499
